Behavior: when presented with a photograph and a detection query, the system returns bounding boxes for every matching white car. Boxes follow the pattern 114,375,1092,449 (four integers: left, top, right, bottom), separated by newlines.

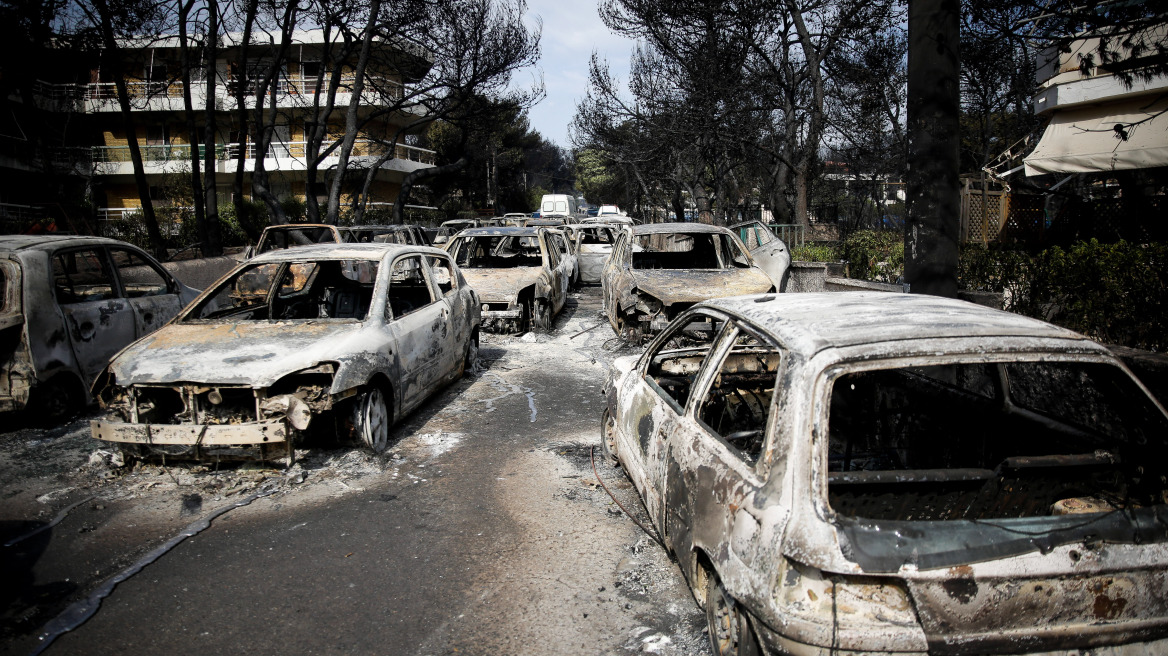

92,243,481,464
604,292,1168,656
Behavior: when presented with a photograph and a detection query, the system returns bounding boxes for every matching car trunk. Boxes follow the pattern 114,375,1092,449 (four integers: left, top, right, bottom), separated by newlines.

825,357,1168,652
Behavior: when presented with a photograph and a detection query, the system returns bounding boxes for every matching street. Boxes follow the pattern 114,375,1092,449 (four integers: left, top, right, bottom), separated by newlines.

0,287,710,656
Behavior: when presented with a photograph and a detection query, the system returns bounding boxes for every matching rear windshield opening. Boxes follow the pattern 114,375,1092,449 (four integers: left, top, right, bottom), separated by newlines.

258,228,337,253
632,233,749,270
826,361,1168,523
451,236,543,268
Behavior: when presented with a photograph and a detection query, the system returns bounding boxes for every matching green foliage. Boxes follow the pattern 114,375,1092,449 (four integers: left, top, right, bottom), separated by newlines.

960,241,1168,351
527,185,548,213
791,242,840,262
838,230,904,282
217,201,269,246
279,197,306,222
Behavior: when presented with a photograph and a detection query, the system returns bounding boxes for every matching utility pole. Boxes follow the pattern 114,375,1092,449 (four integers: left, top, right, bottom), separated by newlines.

905,0,960,297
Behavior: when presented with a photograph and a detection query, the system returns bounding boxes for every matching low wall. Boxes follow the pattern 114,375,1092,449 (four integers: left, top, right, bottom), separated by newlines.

162,255,240,290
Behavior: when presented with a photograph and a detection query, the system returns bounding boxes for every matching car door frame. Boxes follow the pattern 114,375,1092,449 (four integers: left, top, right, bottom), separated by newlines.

616,308,735,533
107,245,187,338
667,317,786,592
49,245,140,388
383,252,445,414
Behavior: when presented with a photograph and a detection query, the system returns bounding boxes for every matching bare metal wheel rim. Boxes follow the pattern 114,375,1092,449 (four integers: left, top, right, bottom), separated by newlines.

600,408,618,465
359,388,389,452
707,573,753,656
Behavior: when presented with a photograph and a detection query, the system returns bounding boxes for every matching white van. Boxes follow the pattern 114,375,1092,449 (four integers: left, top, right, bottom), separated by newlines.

540,194,577,217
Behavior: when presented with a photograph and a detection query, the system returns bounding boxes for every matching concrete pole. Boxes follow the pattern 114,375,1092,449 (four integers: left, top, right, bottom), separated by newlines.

905,0,960,297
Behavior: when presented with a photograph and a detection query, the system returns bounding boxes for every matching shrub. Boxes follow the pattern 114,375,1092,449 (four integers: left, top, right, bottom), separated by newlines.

790,242,840,262
960,240,1168,351
838,230,904,282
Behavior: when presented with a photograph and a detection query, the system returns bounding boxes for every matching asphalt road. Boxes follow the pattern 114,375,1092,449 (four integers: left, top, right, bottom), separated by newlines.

1,287,710,656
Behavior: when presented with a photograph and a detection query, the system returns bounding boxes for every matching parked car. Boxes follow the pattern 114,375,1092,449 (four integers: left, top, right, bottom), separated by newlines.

502,213,530,227
730,220,790,290
544,228,579,289
601,223,773,339
0,236,200,419
247,224,345,258
91,243,481,464
602,292,1168,656
342,224,431,247
445,227,570,333
597,204,623,217
586,207,600,217
432,219,480,245
564,223,618,284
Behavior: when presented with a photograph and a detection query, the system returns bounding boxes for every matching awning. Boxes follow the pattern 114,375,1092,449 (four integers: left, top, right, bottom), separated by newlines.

1024,95,1168,176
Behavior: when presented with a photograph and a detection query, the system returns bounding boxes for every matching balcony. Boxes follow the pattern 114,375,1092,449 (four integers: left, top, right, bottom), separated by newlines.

82,74,421,113
88,140,436,176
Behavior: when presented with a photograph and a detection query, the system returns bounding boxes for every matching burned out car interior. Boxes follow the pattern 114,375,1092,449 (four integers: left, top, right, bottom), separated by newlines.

188,259,379,322
644,315,779,465
449,235,547,269
632,232,753,271
826,360,1168,521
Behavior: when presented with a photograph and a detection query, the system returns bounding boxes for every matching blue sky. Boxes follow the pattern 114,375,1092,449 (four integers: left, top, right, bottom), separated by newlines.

522,0,638,148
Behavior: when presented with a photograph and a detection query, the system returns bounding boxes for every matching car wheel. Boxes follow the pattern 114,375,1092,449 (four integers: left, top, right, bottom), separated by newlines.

706,569,761,656
352,386,389,453
532,299,552,333
462,331,479,377
28,375,83,425
600,407,619,467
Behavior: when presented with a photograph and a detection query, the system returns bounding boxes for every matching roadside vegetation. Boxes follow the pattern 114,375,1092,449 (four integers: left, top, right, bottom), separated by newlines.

794,231,1167,351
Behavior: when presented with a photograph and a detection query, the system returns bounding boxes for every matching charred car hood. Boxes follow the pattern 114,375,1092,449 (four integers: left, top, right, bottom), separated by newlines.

632,268,773,305
461,267,543,303
108,322,364,387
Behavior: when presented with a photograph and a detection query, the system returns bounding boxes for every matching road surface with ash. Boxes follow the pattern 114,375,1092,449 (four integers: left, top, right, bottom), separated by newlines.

0,287,710,656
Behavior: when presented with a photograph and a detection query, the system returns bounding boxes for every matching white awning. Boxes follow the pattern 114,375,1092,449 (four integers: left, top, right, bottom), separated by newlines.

1024,95,1168,176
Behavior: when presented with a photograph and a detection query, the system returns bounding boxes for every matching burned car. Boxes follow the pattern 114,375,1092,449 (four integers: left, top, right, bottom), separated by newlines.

602,292,1168,656
564,223,618,284
0,236,200,418
342,224,431,247
247,224,345,258
601,223,773,339
731,220,790,290
91,243,480,464
446,227,569,333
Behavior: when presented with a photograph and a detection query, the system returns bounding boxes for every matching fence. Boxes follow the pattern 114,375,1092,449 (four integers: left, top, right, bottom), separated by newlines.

960,184,1009,244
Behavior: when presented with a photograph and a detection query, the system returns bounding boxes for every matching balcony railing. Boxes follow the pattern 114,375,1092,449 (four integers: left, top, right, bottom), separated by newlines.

91,141,435,166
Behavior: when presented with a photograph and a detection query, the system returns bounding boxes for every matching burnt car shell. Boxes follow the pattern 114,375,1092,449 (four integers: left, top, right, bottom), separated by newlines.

603,292,1168,655
601,223,772,339
91,243,480,463
0,236,199,415
446,227,569,334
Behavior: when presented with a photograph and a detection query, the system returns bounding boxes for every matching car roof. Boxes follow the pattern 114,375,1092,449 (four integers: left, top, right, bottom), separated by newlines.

701,292,1093,358
457,227,542,237
261,223,336,232
0,235,141,253
345,225,415,231
248,242,446,263
633,222,727,235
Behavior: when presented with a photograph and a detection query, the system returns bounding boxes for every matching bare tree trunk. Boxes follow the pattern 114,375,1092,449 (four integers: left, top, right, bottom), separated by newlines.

202,0,222,255
93,0,167,260
325,0,381,224
250,1,299,224
231,0,259,240
177,0,207,252
905,0,960,297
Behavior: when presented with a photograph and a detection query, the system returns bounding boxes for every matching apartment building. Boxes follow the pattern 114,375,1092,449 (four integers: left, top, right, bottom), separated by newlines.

25,30,437,225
